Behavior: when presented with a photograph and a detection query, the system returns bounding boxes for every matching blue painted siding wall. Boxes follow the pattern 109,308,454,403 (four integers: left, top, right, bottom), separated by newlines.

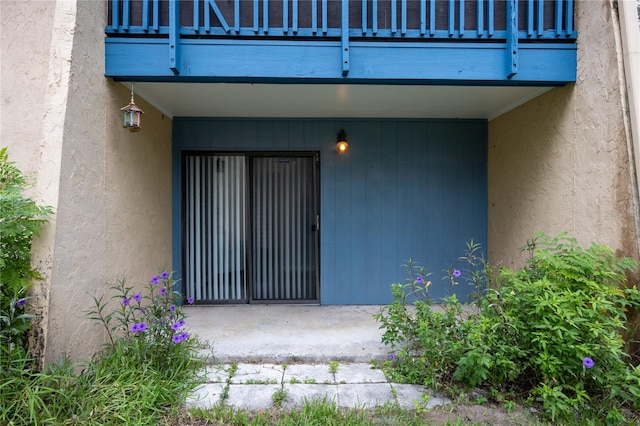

172,118,487,304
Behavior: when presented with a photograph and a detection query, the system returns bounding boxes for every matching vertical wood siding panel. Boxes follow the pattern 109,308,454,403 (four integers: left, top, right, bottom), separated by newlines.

378,123,399,294
346,124,368,303
364,121,383,302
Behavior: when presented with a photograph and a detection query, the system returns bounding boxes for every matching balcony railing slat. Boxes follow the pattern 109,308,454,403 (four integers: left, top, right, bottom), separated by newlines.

488,0,494,36
526,0,533,37
448,0,454,37
322,0,327,35
293,0,298,33
312,0,317,33
555,0,562,37
283,0,288,33
235,0,240,33
112,0,119,28
401,0,407,36
123,0,130,30
537,0,543,37
419,0,425,35
253,0,258,33
193,0,199,32
566,0,573,35
373,0,378,34
477,0,483,36
391,0,396,34
264,0,269,34
459,0,464,37
429,0,435,36
152,0,158,31
361,0,366,34
142,0,149,30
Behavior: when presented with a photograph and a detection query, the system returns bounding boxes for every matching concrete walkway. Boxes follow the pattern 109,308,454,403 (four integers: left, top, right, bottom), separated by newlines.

184,305,451,411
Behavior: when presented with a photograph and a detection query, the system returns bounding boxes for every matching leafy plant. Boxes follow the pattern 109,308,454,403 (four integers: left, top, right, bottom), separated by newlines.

0,147,52,362
375,233,640,424
1,271,210,425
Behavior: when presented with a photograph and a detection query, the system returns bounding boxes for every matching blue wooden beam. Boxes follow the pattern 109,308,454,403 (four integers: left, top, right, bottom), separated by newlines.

506,0,517,78
106,38,576,84
341,0,349,76
169,0,180,74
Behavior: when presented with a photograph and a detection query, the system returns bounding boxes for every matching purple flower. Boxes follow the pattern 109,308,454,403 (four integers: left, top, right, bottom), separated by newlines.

416,276,423,284
169,304,175,311
582,357,595,369
178,319,185,327
133,293,142,303
187,297,195,305
171,321,182,331
161,271,169,280
121,298,130,306
159,288,167,295
452,269,462,278
16,298,26,307
172,334,183,344
179,331,189,341
150,275,159,285
389,354,396,361
130,322,148,333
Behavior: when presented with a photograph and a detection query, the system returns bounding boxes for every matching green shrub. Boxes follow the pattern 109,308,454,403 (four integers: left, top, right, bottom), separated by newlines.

375,233,640,423
0,147,51,369
1,272,210,425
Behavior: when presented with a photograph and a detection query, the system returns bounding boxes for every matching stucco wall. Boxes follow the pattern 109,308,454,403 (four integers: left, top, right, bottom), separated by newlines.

0,1,55,173
1,0,172,365
488,0,640,270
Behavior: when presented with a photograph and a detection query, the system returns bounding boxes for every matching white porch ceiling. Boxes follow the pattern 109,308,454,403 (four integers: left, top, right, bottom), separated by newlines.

130,83,552,121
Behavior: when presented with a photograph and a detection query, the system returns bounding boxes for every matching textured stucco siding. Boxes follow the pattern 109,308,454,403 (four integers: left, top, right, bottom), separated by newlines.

488,0,640,270
0,0,172,364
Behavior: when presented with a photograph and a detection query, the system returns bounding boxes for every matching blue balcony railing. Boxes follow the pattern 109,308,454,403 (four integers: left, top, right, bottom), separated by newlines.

105,0,577,83
106,0,576,39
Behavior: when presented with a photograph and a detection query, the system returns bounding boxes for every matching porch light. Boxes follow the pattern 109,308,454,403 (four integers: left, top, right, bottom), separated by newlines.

121,83,144,132
336,129,348,153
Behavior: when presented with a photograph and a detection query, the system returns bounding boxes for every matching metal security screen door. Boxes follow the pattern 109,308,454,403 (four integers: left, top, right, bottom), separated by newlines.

183,153,319,303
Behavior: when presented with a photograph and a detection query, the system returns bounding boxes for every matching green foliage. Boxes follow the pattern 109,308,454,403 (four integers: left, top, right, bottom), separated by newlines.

375,233,640,424
0,271,210,425
88,272,200,370
0,147,51,373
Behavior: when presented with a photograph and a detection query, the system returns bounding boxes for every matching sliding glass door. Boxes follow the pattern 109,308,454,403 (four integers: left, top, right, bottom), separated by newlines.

183,152,319,303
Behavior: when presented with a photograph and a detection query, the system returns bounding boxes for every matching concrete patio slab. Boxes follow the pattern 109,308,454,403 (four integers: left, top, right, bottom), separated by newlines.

336,383,396,408
184,304,389,363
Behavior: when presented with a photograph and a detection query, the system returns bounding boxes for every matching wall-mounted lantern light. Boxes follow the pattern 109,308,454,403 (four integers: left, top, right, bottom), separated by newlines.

336,129,349,154
121,83,144,132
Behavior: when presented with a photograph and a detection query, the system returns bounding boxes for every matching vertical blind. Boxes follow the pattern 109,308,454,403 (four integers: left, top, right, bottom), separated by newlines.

251,156,317,301
184,153,317,303
184,154,247,302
